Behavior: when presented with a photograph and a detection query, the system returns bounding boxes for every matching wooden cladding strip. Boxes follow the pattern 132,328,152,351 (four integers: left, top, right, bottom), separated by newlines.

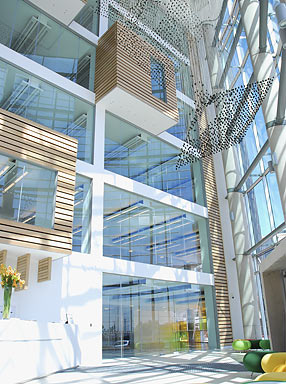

0,109,78,255
0,250,7,265
202,156,233,346
15,254,30,290
38,257,52,282
188,38,233,347
95,22,178,123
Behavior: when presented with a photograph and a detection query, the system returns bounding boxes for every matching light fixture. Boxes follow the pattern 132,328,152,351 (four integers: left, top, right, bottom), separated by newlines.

1,80,42,114
22,214,36,224
66,114,87,135
0,165,10,178
274,2,286,29
11,15,51,54
105,134,148,161
3,171,28,193
74,199,84,207
104,200,145,221
73,225,82,235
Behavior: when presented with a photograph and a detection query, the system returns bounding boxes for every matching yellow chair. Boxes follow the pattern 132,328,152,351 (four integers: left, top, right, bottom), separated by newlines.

254,372,286,381
262,353,286,373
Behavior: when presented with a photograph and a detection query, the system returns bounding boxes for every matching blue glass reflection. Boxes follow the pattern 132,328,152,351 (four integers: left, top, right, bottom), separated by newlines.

102,273,208,358
105,113,194,202
0,0,93,90
0,60,94,163
72,174,92,253
103,185,203,270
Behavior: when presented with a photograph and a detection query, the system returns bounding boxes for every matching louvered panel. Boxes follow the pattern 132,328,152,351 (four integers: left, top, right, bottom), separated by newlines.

203,156,233,346
0,109,77,255
0,250,7,265
188,38,233,347
38,257,52,282
15,254,30,290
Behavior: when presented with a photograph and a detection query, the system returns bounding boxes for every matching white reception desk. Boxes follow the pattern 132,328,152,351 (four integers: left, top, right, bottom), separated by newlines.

0,319,80,384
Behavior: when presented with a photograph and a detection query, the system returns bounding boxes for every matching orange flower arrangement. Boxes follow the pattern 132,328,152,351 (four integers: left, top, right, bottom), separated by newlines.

0,264,25,289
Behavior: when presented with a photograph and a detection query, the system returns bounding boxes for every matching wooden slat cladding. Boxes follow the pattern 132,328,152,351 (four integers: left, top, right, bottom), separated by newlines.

203,155,233,347
0,108,77,254
95,22,178,123
15,254,30,290
0,250,7,265
188,39,233,347
38,257,52,282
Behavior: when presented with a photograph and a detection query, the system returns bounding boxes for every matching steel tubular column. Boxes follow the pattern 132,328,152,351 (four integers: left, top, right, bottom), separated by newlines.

239,0,286,220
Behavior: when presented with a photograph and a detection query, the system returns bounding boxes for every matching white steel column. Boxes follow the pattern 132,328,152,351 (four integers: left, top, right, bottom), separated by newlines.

239,0,286,219
203,24,255,339
223,148,262,338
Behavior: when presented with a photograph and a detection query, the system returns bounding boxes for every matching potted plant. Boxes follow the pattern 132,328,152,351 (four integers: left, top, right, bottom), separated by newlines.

0,264,25,319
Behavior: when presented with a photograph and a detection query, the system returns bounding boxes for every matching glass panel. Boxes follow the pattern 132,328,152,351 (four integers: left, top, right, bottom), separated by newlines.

105,112,194,202
0,154,56,228
172,58,194,99
102,273,209,358
255,108,268,148
0,60,94,163
72,175,92,253
75,0,100,36
103,185,206,271
247,180,272,244
150,57,167,102
239,126,258,171
266,172,284,228
0,0,94,90
167,99,195,141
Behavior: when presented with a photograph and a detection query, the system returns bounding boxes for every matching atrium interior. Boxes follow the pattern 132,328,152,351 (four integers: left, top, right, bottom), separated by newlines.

0,0,285,383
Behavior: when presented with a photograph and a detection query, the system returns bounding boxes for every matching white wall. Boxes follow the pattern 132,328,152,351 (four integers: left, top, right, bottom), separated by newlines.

0,319,80,384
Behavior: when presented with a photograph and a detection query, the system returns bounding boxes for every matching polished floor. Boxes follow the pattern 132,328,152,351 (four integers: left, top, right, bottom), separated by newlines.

22,350,257,384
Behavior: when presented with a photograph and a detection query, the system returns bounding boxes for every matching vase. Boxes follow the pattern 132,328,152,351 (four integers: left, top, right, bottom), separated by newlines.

3,285,12,319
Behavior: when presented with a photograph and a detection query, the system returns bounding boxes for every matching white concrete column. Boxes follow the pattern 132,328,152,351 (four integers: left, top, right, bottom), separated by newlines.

239,0,286,219
99,0,109,37
61,254,103,365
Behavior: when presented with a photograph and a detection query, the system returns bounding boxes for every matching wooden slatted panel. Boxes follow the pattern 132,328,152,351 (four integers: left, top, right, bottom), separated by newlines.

95,22,179,122
15,254,30,290
0,250,7,265
0,109,77,254
188,38,233,347
203,155,233,347
38,257,52,282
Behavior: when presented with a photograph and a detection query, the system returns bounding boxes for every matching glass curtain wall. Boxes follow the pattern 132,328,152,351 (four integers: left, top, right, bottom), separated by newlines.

105,112,195,202
218,0,285,335
72,174,92,253
218,0,284,251
102,273,209,358
0,153,56,228
103,184,209,271
0,60,95,163
0,0,94,90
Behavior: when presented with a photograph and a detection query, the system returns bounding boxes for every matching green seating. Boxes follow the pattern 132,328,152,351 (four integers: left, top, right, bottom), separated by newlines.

248,339,261,349
232,339,252,351
232,339,271,352
243,351,275,373
259,340,271,350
